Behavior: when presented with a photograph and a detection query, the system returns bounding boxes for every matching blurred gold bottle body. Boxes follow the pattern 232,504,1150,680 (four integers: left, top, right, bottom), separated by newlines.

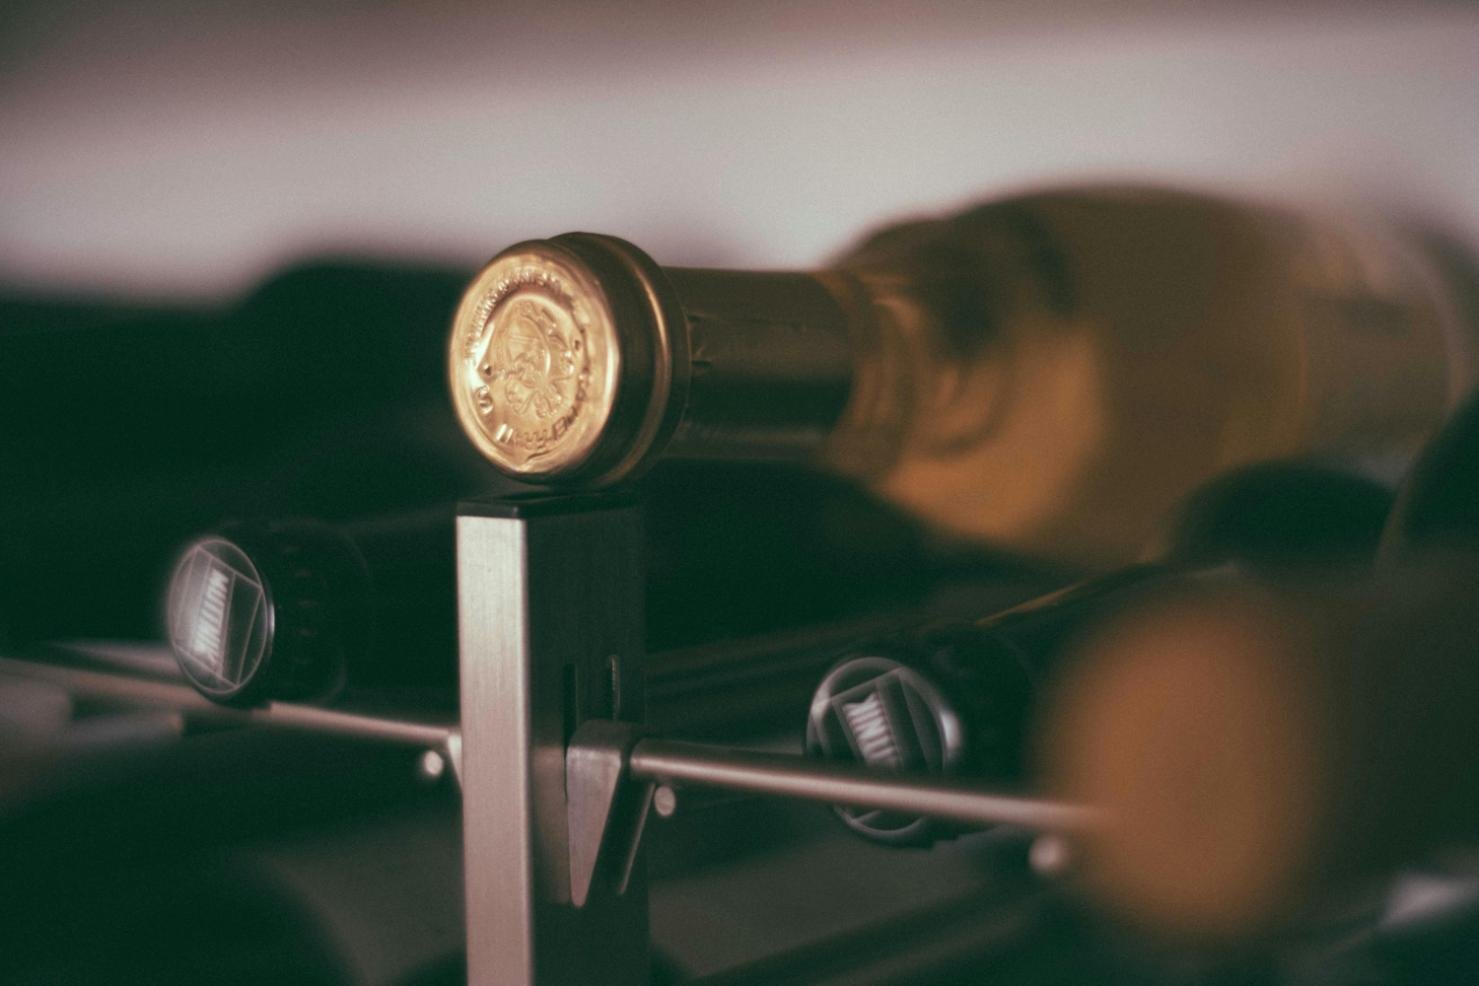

827,188,1465,565
449,186,1469,568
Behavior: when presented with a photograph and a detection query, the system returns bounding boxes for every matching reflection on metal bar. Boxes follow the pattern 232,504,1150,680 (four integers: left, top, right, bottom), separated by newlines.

0,655,458,750
628,738,1101,833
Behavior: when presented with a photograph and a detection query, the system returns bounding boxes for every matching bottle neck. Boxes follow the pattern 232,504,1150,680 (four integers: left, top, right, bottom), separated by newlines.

654,259,995,477
657,267,856,462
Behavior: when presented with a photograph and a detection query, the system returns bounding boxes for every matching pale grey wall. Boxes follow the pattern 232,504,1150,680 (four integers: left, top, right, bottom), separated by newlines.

3,2,1477,298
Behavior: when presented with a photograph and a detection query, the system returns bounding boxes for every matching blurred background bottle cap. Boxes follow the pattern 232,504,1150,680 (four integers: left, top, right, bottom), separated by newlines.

805,625,1033,846
166,520,370,705
805,654,961,846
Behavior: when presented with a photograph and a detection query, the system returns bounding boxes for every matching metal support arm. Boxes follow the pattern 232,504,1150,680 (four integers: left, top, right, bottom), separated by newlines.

559,721,1102,922
458,493,648,986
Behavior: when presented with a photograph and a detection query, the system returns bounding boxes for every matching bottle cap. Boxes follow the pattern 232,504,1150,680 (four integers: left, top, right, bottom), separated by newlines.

804,623,1033,845
166,520,370,704
448,234,689,486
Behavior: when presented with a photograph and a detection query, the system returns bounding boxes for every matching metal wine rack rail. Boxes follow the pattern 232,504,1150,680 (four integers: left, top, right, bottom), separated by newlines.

0,491,1092,986
452,492,1091,986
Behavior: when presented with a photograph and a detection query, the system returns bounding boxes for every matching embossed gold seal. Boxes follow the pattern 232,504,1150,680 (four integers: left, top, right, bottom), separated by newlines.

450,242,620,477
450,234,691,485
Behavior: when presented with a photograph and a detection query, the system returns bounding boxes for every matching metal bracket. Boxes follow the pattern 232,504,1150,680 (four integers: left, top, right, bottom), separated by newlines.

453,491,1099,986
457,493,648,986
565,719,652,908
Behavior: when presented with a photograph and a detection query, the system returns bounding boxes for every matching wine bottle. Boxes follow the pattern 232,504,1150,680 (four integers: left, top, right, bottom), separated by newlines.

448,186,1471,567
1038,554,1479,941
0,261,500,646
164,510,456,705
162,466,988,705
1379,389,1479,560
802,463,1393,845
1,260,470,475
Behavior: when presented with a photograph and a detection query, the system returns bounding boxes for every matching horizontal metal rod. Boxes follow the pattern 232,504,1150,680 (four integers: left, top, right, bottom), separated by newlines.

0,654,459,750
627,738,1102,833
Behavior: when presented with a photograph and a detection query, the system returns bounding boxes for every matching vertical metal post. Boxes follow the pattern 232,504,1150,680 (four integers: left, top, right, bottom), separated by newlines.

457,492,648,986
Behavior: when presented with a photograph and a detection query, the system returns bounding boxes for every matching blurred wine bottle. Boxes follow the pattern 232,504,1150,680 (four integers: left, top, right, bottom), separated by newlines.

1038,554,1479,942
162,461,1019,706
164,511,456,705
1380,388,1479,560
803,463,1393,846
0,260,504,645
449,185,1473,567
2,261,471,473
